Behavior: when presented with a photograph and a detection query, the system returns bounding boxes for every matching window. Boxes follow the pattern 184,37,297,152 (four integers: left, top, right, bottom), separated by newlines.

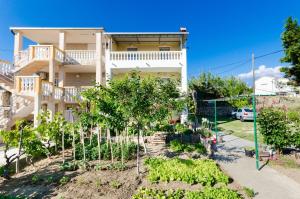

127,47,138,51
159,47,170,51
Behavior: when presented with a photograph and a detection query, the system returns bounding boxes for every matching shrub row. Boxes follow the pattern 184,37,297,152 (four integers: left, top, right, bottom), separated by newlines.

132,187,242,199
169,140,207,154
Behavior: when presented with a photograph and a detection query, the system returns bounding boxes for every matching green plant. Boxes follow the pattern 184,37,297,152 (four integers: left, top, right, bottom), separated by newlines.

59,176,70,185
169,140,206,154
59,161,79,171
110,180,122,189
198,128,212,138
132,187,242,199
95,179,102,188
244,147,255,151
46,176,54,184
0,194,27,199
144,158,229,186
258,108,291,152
31,175,40,184
243,187,255,198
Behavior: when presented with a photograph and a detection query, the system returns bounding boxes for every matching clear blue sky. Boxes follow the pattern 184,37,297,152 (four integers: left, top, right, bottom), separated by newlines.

0,0,299,81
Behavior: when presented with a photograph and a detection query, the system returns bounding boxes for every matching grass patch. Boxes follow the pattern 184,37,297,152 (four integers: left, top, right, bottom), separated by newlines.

217,119,263,144
144,157,229,186
243,187,255,198
169,140,207,154
270,155,300,169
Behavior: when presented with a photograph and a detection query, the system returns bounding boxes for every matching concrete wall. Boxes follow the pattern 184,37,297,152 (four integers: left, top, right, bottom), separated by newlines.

65,73,96,87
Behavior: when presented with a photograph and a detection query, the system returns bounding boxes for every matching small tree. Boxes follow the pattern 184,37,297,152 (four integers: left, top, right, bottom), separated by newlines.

257,108,291,153
0,120,45,178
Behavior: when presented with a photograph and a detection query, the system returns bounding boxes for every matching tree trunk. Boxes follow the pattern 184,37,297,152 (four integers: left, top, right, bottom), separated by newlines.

108,128,114,163
16,129,23,174
97,124,101,163
62,128,65,163
81,127,86,162
136,127,140,175
3,144,10,179
72,127,76,161
121,131,124,165
141,130,147,154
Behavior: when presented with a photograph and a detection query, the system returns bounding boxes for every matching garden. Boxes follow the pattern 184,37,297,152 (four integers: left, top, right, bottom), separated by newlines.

0,72,256,198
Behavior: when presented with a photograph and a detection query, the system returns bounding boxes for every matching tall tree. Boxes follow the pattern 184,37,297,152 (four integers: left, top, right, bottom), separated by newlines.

281,17,300,85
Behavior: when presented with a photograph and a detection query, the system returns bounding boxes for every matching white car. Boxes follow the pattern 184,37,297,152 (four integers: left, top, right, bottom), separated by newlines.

236,108,254,121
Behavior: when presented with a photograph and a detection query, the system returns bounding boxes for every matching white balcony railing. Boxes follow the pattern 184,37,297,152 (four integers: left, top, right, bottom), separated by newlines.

18,76,36,96
54,87,64,100
0,60,14,81
64,86,91,103
64,50,96,65
14,45,64,70
42,81,53,99
110,51,182,61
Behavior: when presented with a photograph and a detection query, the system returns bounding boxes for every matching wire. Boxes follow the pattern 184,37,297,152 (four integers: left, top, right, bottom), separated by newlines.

254,50,283,60
215,59,252,75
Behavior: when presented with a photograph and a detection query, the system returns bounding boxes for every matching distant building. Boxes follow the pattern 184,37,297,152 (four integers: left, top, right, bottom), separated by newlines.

255,76,297,96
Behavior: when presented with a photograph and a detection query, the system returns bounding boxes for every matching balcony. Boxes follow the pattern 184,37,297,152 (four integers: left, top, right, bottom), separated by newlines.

14,46,97,72
106,50,184,69
64,86,92,103
64,50,96,65
14,45,64,72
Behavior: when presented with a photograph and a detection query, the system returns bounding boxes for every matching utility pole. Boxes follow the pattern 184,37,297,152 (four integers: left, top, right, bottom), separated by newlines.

252,53,260,170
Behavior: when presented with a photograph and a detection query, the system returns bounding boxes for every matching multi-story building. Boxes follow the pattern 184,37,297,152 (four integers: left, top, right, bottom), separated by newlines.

0,27,188,130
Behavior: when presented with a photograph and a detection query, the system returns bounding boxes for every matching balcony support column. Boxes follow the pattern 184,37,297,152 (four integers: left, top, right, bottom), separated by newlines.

48,50,56,120
59,32,65,51
105,49,111,86
58,67,65,113
14,32,23,58
181,48,188,124
33,76,41,127
96,32,103,84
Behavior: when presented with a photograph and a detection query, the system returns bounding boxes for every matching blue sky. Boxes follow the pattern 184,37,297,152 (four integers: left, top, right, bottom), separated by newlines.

0,0,299,82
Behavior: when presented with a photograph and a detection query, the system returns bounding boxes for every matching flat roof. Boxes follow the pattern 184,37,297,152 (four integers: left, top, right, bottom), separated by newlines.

10,27,104,33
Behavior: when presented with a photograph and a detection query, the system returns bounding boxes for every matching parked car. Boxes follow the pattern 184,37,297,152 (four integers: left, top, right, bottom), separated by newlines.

236,108,254,121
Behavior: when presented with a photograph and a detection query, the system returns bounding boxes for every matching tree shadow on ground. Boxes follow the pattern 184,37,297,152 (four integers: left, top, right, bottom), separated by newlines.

0,157,84,198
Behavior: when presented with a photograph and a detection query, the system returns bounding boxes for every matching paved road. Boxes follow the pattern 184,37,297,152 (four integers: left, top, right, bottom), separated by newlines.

215,134,300,199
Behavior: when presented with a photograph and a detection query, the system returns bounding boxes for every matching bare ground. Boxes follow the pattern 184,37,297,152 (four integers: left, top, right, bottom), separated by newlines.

0,144,248,199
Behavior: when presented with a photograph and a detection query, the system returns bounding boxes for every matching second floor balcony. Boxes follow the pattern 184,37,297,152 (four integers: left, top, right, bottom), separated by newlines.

106,50,185,69
14,45,97,71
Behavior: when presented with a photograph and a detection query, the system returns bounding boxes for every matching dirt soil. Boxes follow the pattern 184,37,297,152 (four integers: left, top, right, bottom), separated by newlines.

0,145,248,199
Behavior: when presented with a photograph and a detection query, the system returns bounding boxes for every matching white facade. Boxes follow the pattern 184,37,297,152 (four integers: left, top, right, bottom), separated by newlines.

255,76,296,96
0,27,189,129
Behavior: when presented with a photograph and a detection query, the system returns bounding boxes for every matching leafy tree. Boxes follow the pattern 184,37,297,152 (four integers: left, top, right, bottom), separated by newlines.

257,108,291,153
0,120,45,178
188,73,251,120
281,17,300,85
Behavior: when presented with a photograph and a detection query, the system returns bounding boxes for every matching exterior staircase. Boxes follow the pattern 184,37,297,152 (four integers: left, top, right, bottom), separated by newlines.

151,132,167,145
0,60,34,130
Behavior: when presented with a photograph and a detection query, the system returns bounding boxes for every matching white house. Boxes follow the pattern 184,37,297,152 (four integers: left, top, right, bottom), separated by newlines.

255,76,296,96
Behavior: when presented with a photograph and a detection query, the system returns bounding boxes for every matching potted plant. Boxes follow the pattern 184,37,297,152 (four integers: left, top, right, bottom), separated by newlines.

244,147,255,157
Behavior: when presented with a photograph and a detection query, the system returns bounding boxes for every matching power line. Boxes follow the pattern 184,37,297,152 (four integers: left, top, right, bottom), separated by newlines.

215,59,251,75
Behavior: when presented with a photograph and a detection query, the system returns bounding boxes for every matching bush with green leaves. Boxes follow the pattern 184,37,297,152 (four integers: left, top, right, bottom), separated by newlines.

144,158,229,186
0,194,27,199
258,108,300,152
257,108,291,152
132,187,242,199
75,136,139,161
60,161,79,171
169,140,206,154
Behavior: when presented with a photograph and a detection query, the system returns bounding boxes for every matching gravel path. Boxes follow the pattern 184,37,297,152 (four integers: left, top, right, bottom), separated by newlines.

215,134,300,199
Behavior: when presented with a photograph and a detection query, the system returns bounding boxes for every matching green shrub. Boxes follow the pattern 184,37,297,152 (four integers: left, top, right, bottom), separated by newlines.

60,161,79,171
0,194,27,199
197,128,212,138
59,176,70,185
31,175,40,184
132,187,242,199
243,187,255,198
75,138,139,161
144,158,229,186
258,108,291,152
169,140,206,154
110,180,122,189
